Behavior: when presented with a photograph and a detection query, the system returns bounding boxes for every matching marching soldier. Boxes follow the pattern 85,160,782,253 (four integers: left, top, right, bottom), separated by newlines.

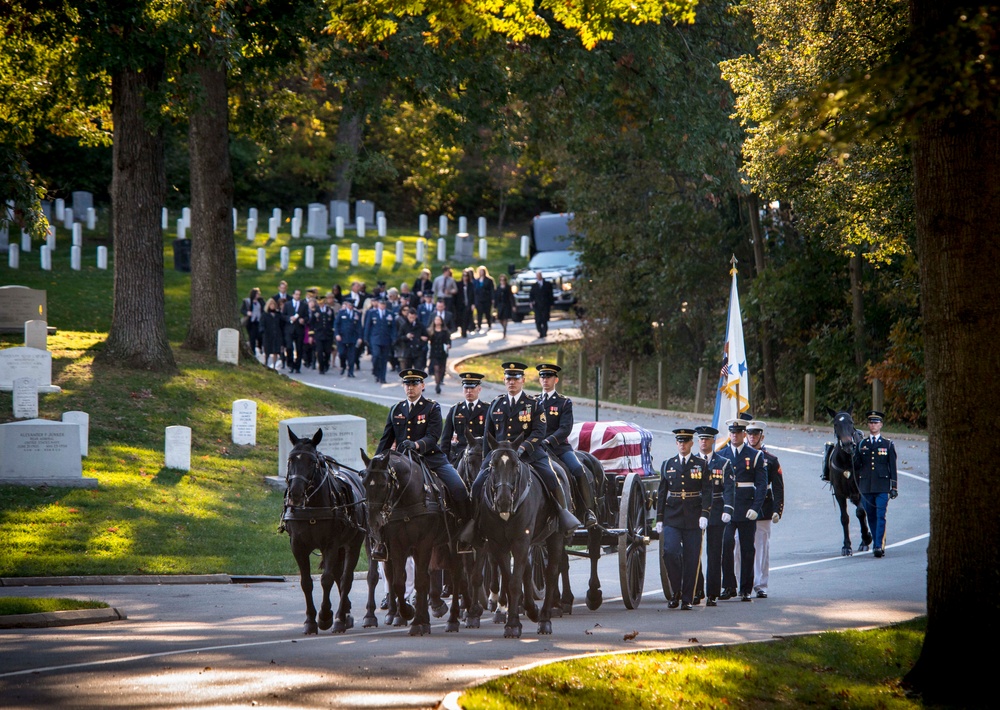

334,298,363,377
655,428,713,610
746,420,784,598
534,363,599,528
718,414,767,601
694,425,735,606
372,369,471,561
854,410,898,558
440,372,489,465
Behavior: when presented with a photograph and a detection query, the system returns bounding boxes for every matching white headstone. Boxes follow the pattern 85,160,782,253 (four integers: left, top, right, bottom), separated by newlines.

0,419,93,488
71,245,81,270
356,217,365,238
62,411,89,457
355,200,375,224
8,243,18,269
162,207,169,229
294,207,303,223
216,327,240,365
419,213,428,235
55,198,65,221
437,237,447,262
97,245,108,269
458,216,467,233
21,230,30,252
416,238,425,262
72,222,83,247
13,378,38,419
351,243,360,266
177,218,186,241
0,346,60,393
246,217,257,241
306,204,328,238
256,247,266,271
454,233,472,260
335,216,345,238
232,399,257,446
376,210,385,220
329,245,339,269
377,215,387,237
86,207,96,230
63,207,74,230
280,246,289,271
249,207,258,222
272,207,282,223
182,206,192,229
520,234,530,257
479,238,488,259
165,425,192,471
374,241,383,266
269,216,279,240
478,216,487,238
276,415,367,479
304,245,315,269
291,215,301,238
232,207,238,233
72,191,94,217
330,200,350,224
46,225,56,251
40,245,52,271
395,240,404,265
439,215,448,236
24,320,47,350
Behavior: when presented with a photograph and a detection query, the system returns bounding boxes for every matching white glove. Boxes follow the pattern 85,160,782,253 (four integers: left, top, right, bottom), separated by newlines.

772,513,780,524
721,513,731,523
699,517,708,531
746,509,759,521
655,522,663,534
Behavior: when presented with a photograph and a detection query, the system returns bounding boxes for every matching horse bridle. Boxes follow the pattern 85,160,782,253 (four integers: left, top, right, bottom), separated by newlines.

286,449,333,506
488,448,531,514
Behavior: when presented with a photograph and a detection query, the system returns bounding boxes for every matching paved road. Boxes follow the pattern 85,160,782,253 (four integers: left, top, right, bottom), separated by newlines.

0,317,929,708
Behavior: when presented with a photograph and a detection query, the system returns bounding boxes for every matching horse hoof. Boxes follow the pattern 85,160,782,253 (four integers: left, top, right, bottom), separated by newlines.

538,620,552,635
446,621,460,633
466,616,481,629
858,544,870,552
549,606,562,618
409,623,431,636
384,613,395,626
303,620,318,635
586,588,603,611
431,601,449,619
401,602,415,621
492,610,507,624
332,621,347,634
392,615,407,627
362,615,379,628
503,625,522,639
318,611,333,631
842,547,853,557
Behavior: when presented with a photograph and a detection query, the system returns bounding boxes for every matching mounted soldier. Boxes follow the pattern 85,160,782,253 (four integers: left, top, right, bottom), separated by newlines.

440,372,489,466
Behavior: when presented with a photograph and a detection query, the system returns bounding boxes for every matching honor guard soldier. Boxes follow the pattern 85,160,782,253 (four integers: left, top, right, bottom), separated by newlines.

854,410,898,557
534,363,599,528
694,425,735,606
746,420,784,598
440,372,489,465
655,428,713,610
718,414,767,601
364,297,397,384
334,298,363,377
460,361,582,551
372,369,471,561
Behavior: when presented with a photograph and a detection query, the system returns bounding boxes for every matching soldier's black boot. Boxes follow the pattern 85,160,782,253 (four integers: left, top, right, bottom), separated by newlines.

371,541,388,562
548,483,581,534
579,478,600,529
457,519,477,554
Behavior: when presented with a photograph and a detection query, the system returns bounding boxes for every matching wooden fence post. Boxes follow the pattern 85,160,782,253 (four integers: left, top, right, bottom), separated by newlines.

804,373,816,424
694,367,707,414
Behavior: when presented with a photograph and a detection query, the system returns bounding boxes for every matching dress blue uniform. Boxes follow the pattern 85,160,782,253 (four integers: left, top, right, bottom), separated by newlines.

718,422,767,600
309,303,336,374
656,430,713,609
364,303,396,383
440,393,489,465
692,426,735,605
854,410,897,556
334,305,363,376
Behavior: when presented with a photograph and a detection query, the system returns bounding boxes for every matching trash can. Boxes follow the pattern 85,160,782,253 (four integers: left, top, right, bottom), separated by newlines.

172,238,191,272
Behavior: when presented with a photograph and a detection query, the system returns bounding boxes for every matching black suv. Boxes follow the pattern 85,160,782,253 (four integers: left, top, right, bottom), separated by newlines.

511,213,581,321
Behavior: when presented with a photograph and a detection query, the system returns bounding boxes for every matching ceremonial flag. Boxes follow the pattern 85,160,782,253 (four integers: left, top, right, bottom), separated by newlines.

711,257,751,449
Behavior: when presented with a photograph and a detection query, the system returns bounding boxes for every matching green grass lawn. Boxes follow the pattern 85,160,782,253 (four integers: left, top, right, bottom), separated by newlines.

0,597,109,615
461,617,927,709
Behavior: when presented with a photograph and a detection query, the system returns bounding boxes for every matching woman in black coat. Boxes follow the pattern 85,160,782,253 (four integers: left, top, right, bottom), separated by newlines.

494,273,516,338
427,316,451,394
473,266,496,331
261,298,284,369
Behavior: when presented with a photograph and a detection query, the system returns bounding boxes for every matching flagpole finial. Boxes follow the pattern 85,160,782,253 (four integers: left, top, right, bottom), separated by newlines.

730,254,738,276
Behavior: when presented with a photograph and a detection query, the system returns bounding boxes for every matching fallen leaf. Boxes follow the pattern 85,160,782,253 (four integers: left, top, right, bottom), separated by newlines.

585,629,593,635
623,630,638,641
688,637,698,643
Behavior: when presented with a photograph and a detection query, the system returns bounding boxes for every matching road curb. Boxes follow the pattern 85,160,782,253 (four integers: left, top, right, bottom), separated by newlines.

2,574,236,586
0,607,127,629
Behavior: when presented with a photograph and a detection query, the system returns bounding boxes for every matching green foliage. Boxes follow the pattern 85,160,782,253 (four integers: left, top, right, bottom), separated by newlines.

0,597,109,615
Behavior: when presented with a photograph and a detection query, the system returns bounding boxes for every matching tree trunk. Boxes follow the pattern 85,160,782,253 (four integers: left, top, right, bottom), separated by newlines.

95,66,176,372
849,249,866,377
183,59,237,353
331,101,364,201
903,3,1000,702
747,194,781,415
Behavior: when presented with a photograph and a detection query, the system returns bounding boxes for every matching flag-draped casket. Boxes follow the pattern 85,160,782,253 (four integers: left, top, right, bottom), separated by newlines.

569,421,655,477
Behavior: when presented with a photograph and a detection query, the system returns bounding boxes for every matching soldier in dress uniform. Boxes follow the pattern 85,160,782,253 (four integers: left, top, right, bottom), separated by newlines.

459,361,581,551
655,428,713,610
334,298,363,377
694,425,735,606
309,293,337,374
746,420,784,598
371,369,471,561
718,414,767,602
440,372,489,465
534,363,599,528
854,410,898,558
363,297,396,384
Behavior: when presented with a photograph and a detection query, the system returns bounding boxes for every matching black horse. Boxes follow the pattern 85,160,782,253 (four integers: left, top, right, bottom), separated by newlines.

469,434,564,638
823,408,873,556
282,428,372,634
360,448,467,636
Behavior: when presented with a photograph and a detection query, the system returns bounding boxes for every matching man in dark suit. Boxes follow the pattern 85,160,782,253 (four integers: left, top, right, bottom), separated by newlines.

854,410,898,558
440,372,489,465
371,369,471,560
655,427,714,610
717,414,767,601
535,363,598,528
282,288,309,373
746,419,784,597
695,425,735,606
528,271,553,338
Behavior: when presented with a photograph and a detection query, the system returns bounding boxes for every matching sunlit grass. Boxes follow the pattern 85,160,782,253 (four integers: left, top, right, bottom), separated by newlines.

0,597,109,616
461,619,927,709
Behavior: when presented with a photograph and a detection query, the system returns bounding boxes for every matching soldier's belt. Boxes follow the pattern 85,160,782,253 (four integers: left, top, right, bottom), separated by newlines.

667,491,702,499
712,493,725,499
735,482,755,488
